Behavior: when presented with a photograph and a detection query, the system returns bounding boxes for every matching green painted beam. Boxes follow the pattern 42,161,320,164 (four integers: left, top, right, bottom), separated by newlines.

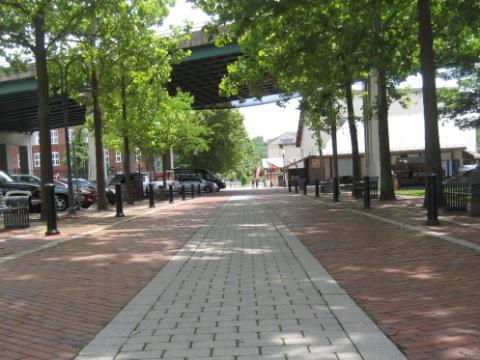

0,78,37,95
184,42,241,61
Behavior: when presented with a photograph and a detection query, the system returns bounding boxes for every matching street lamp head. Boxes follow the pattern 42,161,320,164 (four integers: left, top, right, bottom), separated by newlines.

80,84,93,99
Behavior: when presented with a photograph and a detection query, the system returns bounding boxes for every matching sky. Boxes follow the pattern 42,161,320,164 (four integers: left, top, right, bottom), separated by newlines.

162,0,300,141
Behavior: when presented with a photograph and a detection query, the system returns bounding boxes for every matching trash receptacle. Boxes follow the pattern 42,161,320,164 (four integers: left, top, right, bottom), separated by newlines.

155,188,166,201
299,179,306,190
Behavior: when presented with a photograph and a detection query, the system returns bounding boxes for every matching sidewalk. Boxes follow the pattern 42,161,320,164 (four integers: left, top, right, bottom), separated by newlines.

0,188,479,359
75,193,404,360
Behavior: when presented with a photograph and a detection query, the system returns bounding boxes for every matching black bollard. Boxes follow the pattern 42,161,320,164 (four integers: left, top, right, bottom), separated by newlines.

363,176,371,209
197,184,201,197
191,184,195,199
303,179,307,195
426,174,440,225
115,183,125,217
333,177,339,202
45,183,60,236
315,179,320,198
288,182,292,193
169,184,174,204
149,183,155,208
295,180,299,193
182,185,186,201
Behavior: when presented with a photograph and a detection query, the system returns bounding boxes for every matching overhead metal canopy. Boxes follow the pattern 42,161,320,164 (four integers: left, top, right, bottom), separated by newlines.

166,42,278,109
0,77,87,134
0,31,278,133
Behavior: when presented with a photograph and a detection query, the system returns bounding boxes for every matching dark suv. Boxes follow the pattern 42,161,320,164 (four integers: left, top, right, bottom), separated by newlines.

0,170,41,212
107,173,145,201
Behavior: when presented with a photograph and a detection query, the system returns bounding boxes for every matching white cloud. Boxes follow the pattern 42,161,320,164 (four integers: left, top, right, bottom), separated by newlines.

162,0,211,29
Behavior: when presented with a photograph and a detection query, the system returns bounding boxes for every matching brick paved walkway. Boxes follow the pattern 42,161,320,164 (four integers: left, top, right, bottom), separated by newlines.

0,187,479,359
265,188,480,360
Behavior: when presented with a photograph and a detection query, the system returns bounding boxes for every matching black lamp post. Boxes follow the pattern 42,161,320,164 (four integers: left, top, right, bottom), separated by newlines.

194,149,198,173
50,59,91,214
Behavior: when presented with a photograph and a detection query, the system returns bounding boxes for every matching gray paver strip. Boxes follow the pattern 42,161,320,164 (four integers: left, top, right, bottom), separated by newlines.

76,195,406,360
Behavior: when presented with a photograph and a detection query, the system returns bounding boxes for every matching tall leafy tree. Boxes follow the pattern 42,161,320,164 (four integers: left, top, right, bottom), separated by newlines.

251,136,268,159
173,108,250,175
436,1,480,130
195,0,420,200
71,0,184,204
0,1,97,218
198,0,364,188
417,0,443,205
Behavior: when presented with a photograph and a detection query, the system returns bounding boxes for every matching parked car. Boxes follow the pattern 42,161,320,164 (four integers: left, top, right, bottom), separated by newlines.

174,168,226,190
8,172,86,211
0,171,41,212
107,173,145,201
152,178,183,193
62,177,115,208
453,164,478,178
10,173,42,184
53,179,84,211
177,176,219,193
69,177,116,205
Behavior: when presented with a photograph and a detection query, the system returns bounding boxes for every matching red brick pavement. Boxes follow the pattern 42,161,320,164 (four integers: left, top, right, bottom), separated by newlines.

0,194,229,360
1,188,480,359
261,189,480,360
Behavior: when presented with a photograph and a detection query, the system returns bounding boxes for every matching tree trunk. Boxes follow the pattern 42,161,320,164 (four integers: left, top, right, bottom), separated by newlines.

92,67,107,209
34,14,54,220
331,123,338,179
345,81,361,187
418,0,444,205
377,69,396,200
121,75,134,205
123,135,133,204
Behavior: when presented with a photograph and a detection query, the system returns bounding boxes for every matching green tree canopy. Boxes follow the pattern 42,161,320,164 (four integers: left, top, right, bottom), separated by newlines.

173,108,250,176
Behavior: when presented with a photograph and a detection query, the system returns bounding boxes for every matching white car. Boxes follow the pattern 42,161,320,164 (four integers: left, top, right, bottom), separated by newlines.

177,177,219,193
453,164,478,177
151,179,182,193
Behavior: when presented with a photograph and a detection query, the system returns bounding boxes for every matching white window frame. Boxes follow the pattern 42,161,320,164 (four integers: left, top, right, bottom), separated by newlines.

116,152,122,163
33,132,40,145
68,129,74,144
51,130,59,144
34,153,41,167
52,152,60,166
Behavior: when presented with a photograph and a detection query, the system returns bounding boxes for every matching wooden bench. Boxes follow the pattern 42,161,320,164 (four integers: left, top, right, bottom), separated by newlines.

443,178,480,217
1,195,30,228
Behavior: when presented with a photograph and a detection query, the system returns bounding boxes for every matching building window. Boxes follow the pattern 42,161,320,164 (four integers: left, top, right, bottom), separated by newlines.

17,154,21,168
34,153,41,167
51,130,59,144
135,148,141,162
33,132,40,145
52,152,60,166
68,129,74,144
116,152,122,163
